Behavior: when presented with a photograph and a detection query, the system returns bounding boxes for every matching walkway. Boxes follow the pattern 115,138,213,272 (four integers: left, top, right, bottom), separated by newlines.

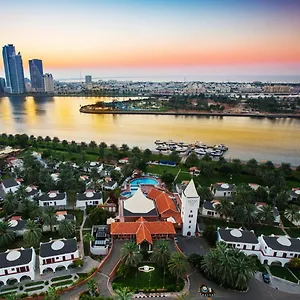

79,209,87,256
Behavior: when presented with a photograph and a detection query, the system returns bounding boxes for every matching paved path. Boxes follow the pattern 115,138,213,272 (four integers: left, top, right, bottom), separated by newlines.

79,209,87,256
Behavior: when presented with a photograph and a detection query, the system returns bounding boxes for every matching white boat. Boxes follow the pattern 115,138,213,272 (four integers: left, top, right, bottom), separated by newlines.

195,142,208,149
213,144,228,151
166,140,176,146
155,140,165,145
210,150,224,157
194,149,207,155
156,145,168,151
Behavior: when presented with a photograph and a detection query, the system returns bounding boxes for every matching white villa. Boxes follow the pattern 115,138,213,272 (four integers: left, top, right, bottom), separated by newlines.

86,162,103,173
38,191,67,207
39,238,80,274
289,188,300,202
218,228,300,266
76,190,103,209
1,178,21,194
0,248,36,286
210,182,235,198
90,225,110,255
202,200,223,218
8,218,27,236
42,211,76,232
25,185,40,200
103,179,118,191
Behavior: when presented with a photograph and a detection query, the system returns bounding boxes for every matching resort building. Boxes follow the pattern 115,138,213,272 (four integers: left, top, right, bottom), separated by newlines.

289,188,300,202
0,248,36,286
210,183,235,198
42,211,75,232
38,191,67,207
147,187,182,228
1,178,21,194
110,217,176,251
7,157,24,172
90,225,110,255
120,187,158,222
86,162,103,173
8,217,27,236
25,185,40,200
39,238,80,274
103,179,118,191
180,179,200,236
202,200,224,218
76,190,103,209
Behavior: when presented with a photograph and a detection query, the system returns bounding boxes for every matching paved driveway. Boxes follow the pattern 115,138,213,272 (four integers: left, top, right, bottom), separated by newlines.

176,236,210,256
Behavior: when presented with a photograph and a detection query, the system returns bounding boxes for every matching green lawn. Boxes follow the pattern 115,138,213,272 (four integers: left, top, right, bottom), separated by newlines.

146,165,181,176
281,216,295,228
286,228,300,238
67,209,84,226
247,224,284,236
112,263,184,292
269,266,298,283
288,268,300,281
199,216,243,229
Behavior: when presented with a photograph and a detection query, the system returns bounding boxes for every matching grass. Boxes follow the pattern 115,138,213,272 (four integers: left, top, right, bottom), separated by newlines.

0,238,24,252
146,165,181,176
40,231,61,242
0,286,19,292
269,266,298,283
200,216,243,229
24,286,44,293
113,263,183,292
51,275,73,282
288,268,300,281
24,281,44,287
281,215,295,228
285,227,300,238
246,224,284,236
51,279,73,288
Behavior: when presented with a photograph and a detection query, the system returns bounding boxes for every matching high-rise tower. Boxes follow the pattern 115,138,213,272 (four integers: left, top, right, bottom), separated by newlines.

29,59,44,92
2,44,25,94
180,179,200,236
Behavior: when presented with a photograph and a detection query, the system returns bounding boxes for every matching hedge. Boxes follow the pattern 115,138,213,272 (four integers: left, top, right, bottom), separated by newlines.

24,281,44,287
24,285,44,293
51,280,73,287
51,274,73,282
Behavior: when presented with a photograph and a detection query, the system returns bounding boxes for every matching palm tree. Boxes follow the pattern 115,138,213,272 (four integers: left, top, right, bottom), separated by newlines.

42,207,57,232
15,185,28,202
284,205,300,224
24,220,42,247
168,252,189,285
0,221,16,249
83,233,95,244
120,241,142,268
243,203,258,225
289,257,300,268
114,287,133,300
246,158,258,175
215,198,232,219
87,278,97,297
44,287,59,300
58,220,75,238
257,205,274,225
232,205,245,223
3,192,18,215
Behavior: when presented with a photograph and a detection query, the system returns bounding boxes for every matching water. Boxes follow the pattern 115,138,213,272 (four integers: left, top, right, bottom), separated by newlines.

0,95,300,166
130,178,159,186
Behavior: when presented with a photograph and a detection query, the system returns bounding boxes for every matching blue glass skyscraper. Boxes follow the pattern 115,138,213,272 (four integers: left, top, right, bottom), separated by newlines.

2,44,26,94
29,59,44,92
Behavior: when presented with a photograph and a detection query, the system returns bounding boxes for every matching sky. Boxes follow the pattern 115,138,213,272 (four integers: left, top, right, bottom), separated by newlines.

1,0,300,81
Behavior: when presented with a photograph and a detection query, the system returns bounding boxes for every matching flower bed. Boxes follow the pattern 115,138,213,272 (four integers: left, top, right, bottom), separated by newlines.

51,275,73,282
51,279,73,288
24,285,44,293
24,281,44,287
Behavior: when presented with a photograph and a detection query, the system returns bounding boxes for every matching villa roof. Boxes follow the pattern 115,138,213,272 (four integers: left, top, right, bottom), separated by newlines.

262,236,300,252
147,188,177,214
183,179,199,198
218,228,259,244
8,219,27,231
39,191,66,201
77,190,103,201
203,200,216,211
40,238,78,258
290,188,300,198
110,218,175,245
1,178,20,189
213,183,235,191
0,248,33,269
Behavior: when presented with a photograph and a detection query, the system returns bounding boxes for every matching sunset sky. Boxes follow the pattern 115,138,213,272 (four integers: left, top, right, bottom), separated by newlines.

1,0,300,81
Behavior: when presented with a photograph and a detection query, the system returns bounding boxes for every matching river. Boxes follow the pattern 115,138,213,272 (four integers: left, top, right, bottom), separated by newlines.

0,95,300,166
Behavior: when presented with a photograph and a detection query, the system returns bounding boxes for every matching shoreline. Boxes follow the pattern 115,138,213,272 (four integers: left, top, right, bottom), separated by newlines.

79,106,300,119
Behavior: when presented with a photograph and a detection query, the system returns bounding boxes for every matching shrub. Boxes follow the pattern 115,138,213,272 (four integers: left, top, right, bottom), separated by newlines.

51,279,73,287
25,281,44,287
24,286,44,293
51,274,72,282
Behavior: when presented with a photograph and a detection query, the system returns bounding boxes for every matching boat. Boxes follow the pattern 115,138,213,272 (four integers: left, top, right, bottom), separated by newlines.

195,142,208,149
166,140,176,146
155,140,165,145
156,145,168,151
194,149,207,155
176,147,187,153
213,144,228,151
210,150,224,157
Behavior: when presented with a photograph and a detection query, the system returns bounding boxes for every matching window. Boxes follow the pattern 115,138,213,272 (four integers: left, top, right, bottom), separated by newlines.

189,220,191,223
283,253,287,258
190,210,192,213
252,246,255,250
243,245,246,250
188,226,191,229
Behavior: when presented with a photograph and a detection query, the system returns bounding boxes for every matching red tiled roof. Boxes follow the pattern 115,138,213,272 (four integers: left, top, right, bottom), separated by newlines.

110,218,175,245
147,188,177,214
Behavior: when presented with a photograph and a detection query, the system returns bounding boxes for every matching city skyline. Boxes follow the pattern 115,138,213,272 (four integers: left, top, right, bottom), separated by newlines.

1,0,300,81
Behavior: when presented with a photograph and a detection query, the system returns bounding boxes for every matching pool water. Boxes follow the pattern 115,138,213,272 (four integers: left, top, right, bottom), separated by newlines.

121,191,132,198
130,178,159,186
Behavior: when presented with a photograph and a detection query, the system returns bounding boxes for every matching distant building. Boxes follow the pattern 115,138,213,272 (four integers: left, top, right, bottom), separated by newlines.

29,59,44,92
2,44,26,94
0,77,5,93
85,75,92,84
43,73,54,93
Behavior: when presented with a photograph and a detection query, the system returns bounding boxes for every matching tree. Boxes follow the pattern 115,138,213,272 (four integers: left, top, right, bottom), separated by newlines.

83,233,95,244
232,159,242,173
152,240,171,268
197,187,213,202
89,140,97,149
255,187,269,203
87,278,97,297
58,220,75,238
215,198,232,219
233,185,255,205
86,207,111,227
3,192,18,215
275,191,289,210
284,205,300,224
168,252,189,284
289,257,300,269
185,153,199,168
42,207,57,232
131,146,142,158
246,158,258,175
160,173,175,187
279,163,292,176
188,253,203,269
114,287,133,300
44,287,60,300
243,203,258,225
169,151,180,163
257,205,274,225
120,241,142,268
0,221,16,249
120,144,129,153
202,225,217,246
143,148,152,160
24,220,42,247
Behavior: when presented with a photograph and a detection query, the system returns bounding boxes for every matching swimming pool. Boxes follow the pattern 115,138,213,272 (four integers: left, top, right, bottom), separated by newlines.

130,177,159,186
121,191,132,198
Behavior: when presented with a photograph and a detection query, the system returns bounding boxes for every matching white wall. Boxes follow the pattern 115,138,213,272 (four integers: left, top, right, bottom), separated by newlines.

181,194,200,236
39,197,67,207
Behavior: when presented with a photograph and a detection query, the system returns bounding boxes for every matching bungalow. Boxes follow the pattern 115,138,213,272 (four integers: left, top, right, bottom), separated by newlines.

202,200,224,218
42,211,76,232
7,157,24,171
118,157,129,164
1,178,21,194
39,238,80,274
79,175,91,187
110,217,176,251
189,167,200,176
210,183,235,198
86,162,103,173
38,191,67,207
90,225,110,256
0,247,36,286
8,217,27,236
50,173,60,183
25,185,40,200
289,188,300,202
217,228,260,258
258,235,300,266
76,190,103,209
103,179,118,191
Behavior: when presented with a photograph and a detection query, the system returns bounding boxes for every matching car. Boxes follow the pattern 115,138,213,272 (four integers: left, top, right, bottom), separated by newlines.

262,272,270,283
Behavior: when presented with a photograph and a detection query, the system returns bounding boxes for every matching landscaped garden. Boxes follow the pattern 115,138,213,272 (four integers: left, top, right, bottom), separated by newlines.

269,266,298,283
